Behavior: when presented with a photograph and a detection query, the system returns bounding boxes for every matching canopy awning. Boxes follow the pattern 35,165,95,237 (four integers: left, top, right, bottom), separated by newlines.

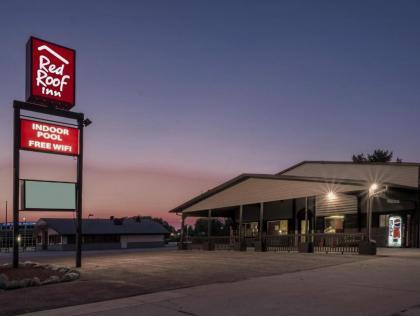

182,176,366,214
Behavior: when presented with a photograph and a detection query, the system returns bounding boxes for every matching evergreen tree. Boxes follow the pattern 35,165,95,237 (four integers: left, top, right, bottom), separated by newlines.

352,149,398,163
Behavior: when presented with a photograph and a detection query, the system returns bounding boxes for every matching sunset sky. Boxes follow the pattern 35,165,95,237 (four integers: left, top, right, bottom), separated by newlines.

0,1,419,227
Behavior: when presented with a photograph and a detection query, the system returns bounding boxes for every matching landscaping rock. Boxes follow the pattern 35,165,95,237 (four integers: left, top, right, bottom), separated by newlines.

31,277,41,286
20,278,32,288
50,265,61,271
62,272,80,282
0,262,79,290
41,275,60,285
42,264,53,270
6,280,21,289
58,267,70,274
0,274,9,289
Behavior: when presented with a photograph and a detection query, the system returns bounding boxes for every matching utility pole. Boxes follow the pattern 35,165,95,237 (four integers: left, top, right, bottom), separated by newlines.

5,201,7,225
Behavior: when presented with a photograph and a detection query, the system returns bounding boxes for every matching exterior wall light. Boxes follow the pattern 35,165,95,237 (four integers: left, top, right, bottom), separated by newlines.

327,191,336,200
369,183,378,197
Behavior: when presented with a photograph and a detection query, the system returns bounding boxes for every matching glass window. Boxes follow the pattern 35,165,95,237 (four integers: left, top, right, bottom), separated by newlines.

267,220,288,235
48,234,61,245
243,222,259,237
324,216,344,233
379,215,389,228
301,220,307,235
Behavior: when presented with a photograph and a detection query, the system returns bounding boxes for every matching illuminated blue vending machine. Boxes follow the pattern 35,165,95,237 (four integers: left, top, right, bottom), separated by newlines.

388,215,403,247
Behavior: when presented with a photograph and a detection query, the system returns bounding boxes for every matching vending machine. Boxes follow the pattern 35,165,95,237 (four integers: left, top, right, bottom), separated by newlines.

388,215,402,247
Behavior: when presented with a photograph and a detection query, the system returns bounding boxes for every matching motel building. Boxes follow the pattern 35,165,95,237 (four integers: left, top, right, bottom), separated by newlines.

171,161,420,253
35,217,169,251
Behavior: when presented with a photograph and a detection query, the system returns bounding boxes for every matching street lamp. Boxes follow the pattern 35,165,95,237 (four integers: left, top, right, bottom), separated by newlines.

22,217,26,250
83,118,92,127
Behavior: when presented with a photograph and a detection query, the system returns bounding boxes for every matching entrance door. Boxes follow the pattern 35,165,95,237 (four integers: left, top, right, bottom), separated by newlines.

241,222,259,237
241,222,259,247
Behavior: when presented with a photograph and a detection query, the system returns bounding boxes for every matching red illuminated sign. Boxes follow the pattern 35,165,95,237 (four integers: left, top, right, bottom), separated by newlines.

26,37,76,110
20,119,79,156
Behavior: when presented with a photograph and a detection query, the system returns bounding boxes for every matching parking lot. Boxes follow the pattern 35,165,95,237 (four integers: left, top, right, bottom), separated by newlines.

0,247,376,315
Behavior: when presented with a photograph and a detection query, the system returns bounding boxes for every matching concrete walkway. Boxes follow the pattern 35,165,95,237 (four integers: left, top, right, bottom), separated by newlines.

23,250,420,316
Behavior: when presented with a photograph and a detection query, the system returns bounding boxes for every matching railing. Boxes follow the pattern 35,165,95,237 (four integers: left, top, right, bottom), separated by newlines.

212,236,237,250
187,237,207,250
243,236,258,248
180,236,239,251
265,234,298,252
312,233,365,254
179,232,366,254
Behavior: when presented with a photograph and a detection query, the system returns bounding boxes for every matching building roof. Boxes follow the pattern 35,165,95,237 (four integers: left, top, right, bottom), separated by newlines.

169,173,372,213
37,218,169,235
170,161,420,213
277,160,420,175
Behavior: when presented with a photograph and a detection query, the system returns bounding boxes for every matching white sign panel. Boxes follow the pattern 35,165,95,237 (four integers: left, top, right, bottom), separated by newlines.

24,180,76,211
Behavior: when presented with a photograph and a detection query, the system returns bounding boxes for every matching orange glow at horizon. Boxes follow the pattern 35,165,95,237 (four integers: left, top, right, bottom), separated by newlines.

0,155,228,229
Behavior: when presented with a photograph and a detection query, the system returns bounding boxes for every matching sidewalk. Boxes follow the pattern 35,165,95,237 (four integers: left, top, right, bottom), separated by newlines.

23,252,420,316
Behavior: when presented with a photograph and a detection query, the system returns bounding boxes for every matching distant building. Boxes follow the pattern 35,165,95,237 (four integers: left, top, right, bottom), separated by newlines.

0,222,37,250
35,217,169,251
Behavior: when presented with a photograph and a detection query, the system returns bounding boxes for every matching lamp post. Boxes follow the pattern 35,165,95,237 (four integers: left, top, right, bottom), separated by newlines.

5,201,7,225
22,217,26,251
367,183,388,242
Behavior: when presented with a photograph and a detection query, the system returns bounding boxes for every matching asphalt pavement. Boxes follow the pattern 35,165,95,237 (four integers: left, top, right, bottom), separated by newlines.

23,249,420,316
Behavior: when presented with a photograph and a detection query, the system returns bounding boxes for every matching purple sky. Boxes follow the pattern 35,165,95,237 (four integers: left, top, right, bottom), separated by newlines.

0,1,419,227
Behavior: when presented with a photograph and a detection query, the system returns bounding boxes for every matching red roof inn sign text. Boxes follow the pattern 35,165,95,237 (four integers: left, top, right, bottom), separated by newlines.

20,119,79,156
26,37,76,110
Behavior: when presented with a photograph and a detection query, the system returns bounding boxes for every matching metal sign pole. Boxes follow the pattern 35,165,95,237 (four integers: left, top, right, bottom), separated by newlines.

13,103,21,268
76,117,84,268
11,100,87,269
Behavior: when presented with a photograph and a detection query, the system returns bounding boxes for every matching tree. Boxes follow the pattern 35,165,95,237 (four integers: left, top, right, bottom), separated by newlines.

132,215,176,234
352,153,367,162
352,149,399,163
192,218,233,236
367,149,393,162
